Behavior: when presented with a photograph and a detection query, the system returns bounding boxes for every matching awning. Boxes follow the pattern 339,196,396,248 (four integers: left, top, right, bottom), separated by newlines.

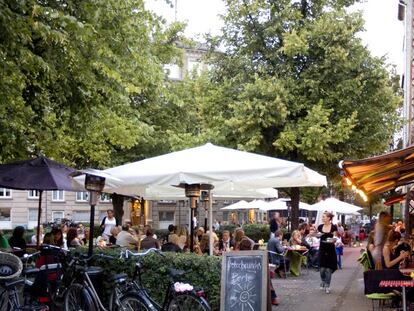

339,145,414,199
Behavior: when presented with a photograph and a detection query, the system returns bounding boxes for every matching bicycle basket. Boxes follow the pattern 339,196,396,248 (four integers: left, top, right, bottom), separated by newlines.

0,252,22,280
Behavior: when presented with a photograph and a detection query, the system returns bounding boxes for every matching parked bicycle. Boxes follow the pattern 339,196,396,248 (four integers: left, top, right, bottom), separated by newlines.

63,252,143,311
0,251,49,311
111,248,211,311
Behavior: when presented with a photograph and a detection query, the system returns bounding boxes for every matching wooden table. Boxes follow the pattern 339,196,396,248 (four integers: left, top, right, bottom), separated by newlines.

379,280,414,311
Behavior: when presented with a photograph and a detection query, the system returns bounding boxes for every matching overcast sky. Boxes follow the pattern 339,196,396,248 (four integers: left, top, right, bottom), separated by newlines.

145,0,405,74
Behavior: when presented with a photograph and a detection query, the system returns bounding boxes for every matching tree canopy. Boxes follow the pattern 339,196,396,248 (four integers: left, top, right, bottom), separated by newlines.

169,0,402,174
161,0,402,225
0,0,184,167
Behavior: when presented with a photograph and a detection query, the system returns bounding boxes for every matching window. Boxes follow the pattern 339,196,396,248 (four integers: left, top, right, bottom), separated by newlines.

100,193,111,203
0,208,11,221
187,57,202,75
52,190,65,202
52,211,64,222
28,209,38,221
28,190,40,199
159,211,174,222
73,211,90,222
76,192,89,202
164,64,181,80
0,208,11,229
0,188,11,198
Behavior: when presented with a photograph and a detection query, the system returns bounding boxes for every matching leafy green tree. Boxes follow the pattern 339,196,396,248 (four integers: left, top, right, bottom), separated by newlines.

170,0,402,228
0,0,184,167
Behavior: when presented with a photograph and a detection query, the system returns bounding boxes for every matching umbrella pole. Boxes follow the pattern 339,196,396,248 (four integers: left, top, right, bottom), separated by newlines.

37,190,43,249
209,191,213,256
190,208,195,253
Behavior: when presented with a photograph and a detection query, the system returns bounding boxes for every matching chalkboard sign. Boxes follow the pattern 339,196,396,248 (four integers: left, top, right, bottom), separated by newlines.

220,250,268,311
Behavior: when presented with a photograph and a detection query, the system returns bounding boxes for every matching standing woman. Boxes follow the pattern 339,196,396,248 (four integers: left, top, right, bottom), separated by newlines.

317,212,338,294
100,209,119,240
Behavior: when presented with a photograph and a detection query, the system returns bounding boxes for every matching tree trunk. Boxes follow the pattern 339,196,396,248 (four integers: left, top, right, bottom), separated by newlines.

112,193,125,224
290,187,300,230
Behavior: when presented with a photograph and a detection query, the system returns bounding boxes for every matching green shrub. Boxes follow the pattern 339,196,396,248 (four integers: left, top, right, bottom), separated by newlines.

242,224,270,242
74,248,222,310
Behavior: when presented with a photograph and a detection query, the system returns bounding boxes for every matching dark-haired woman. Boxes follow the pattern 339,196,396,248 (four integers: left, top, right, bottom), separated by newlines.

8,226,26,250
317,212,338,294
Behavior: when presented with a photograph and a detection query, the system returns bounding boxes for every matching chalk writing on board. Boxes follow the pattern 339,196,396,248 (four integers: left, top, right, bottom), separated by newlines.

226,256,263,311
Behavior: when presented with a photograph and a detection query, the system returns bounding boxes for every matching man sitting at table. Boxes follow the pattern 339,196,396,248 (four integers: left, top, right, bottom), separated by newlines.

268,230,290,277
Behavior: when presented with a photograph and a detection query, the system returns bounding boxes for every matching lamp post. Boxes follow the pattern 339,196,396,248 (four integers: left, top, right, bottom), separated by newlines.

84,174,106,257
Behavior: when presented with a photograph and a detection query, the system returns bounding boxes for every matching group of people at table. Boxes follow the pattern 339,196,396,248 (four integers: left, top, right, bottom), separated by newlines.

364,211,414,308
267,212,345,294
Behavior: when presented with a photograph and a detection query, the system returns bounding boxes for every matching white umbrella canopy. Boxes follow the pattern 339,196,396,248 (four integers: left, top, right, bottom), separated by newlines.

259,199,287,211
221,200,251,210
258,199,315,211
141,185,278,201
247,199,270,210
99,143,327,196
311,198,362,215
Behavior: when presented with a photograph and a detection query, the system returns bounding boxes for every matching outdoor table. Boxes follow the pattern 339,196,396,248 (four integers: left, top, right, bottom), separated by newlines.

285,246,308,276
379,279,414,311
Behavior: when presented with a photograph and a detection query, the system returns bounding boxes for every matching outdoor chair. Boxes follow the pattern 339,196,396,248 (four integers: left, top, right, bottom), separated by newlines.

363,269,408,311
268,250,289,278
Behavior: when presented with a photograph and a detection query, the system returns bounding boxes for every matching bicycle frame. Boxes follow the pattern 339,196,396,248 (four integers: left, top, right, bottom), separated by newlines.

123,249,208,311
0,283,20,310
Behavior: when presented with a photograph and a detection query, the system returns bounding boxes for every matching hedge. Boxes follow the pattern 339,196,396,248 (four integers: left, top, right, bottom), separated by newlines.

73,248,222,310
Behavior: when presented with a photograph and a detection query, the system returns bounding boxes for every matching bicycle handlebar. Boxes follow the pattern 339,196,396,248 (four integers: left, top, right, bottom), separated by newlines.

119,248,165,259
22,251,41,261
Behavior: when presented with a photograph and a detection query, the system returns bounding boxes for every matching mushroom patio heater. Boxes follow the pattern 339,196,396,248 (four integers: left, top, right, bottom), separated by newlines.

84,174,106,257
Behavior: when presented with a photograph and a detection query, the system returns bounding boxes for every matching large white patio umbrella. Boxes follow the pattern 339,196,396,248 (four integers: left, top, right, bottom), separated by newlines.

221,200,251,210
92,143,327,254
98,143,327,196
311,198,362,214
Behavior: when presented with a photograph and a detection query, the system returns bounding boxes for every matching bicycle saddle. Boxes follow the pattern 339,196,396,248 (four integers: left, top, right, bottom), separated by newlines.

167,267,185,278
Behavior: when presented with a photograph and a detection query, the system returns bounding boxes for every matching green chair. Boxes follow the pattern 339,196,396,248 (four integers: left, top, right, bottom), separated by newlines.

365,292,396,311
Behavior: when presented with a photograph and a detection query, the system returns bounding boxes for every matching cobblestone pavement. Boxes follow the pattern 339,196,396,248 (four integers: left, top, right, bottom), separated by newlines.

271,245,372,311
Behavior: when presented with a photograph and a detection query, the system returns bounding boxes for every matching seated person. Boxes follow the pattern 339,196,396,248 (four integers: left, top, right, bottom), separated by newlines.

289,230,309,248
305,226,320,268
217,230,234,253
9,226,27,250
67,227,83,247
268,230,290,276
116,225,139,248
382,230,409,269
140,228,160,250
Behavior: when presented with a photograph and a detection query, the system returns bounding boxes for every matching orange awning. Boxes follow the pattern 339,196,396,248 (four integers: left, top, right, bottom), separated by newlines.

340,145,414,197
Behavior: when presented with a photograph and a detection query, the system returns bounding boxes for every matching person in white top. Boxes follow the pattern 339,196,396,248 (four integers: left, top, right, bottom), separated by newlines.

116,226,139,248
31,225,44,245
100,209,119,239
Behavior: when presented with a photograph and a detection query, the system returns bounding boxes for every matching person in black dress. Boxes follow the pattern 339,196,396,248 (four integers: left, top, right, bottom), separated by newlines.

317,212,337,294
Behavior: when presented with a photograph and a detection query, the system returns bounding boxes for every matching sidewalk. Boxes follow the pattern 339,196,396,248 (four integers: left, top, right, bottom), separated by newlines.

272,245,371,310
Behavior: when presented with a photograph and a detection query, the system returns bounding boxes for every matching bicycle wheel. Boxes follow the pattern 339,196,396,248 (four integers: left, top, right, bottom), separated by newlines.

167,293,211,311
63,283,96,311
116,292,153,311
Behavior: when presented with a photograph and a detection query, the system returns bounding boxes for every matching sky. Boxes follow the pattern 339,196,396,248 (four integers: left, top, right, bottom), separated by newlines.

145,0,405,74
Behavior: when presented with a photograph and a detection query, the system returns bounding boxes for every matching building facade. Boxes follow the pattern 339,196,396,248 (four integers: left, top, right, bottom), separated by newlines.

0,188,113,229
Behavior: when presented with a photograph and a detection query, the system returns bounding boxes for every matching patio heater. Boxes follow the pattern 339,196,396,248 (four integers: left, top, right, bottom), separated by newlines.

184,184,201,253
181,183,214,253
84,174,106,257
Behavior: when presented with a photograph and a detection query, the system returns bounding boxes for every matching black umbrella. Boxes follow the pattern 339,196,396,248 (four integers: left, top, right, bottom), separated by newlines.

0,156,78,247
